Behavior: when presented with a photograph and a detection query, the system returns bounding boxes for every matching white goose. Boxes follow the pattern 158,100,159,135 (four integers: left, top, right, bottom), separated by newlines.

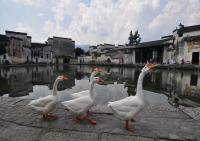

108,64,156,132
70,68,102,99
62,77,103,124
28,75,68,120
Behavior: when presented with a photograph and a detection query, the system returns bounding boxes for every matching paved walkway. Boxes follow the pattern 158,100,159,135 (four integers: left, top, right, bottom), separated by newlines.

0,97,200,141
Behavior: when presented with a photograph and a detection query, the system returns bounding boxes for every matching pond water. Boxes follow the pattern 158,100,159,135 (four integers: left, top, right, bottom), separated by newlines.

0,65,200,108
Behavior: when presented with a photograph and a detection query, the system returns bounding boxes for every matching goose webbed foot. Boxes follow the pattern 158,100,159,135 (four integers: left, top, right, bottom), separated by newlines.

125,120,135,132
85,116,97,125
42,114,58,120
74,115,97,125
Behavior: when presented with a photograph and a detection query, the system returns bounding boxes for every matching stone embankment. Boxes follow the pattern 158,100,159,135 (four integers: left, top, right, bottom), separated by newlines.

0,97,200,141
71,63,200,70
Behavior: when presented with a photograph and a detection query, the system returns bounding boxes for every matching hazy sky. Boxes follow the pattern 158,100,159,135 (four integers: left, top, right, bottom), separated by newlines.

0,0,200,45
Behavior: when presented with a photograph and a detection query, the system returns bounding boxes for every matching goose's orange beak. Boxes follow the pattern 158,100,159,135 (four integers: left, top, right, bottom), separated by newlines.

95,67,103,72
146,64,156,70
62,75,68,80
98,68,103,72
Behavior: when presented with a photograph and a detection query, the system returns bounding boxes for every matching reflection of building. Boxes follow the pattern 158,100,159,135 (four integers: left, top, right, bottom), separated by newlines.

47,37,75,64
1,66,200,107
0,66,76,97
0,67,32,97
161,70,200,106
32,66,54,85
75,66,200,106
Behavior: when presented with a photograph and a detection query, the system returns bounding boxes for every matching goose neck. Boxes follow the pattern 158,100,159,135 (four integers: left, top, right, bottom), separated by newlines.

89,81,96,100
90,71,96,81
53,79,60,96
136,71,146,97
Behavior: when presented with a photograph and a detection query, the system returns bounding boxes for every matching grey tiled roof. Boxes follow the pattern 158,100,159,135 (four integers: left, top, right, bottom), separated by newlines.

184,35,200,41
31,42,50,48
5,30,27,35
174,24,200,34
136,38,171,48
0,34,9,42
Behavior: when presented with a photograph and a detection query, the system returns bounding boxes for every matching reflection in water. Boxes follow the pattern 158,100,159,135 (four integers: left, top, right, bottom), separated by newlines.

0,65,200,107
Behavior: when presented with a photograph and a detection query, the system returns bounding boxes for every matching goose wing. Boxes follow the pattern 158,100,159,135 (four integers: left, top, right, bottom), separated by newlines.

62,96,93,114
108,96,143,120
70,90,89,99
29,95,55,107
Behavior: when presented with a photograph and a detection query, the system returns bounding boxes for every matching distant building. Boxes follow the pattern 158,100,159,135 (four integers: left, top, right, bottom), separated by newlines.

47,36,75,64
31,43,53,64
96,43,115,55
0,34,10,64
5,30,32,64
133,37,173,64
89,45,97,56
173,24,200,64
91,24,200,65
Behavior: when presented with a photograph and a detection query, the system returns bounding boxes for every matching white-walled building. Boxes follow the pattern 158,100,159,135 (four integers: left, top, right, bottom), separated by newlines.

89,45,97,56
47,36,75,64
31,43,53,64
173,24,200,64
0,34,10,64
5,31,31,64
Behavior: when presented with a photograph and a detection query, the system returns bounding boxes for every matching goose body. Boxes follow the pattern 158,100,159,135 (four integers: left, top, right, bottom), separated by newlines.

70,90,90,99
62,94,94,115
70,68,101,99
62,77,102,124
29,95,59,114
108,95,145,120
108,64,156,131
28,75,68,119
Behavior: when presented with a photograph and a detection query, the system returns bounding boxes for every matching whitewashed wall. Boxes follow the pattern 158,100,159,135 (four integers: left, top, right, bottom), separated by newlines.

0,53,12,64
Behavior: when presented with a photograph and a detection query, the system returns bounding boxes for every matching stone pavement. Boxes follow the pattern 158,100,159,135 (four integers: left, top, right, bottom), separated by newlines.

0,97,200,141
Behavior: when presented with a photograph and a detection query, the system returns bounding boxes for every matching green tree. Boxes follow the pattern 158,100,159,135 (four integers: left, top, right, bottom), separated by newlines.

75,47,85,58
128,30,141,46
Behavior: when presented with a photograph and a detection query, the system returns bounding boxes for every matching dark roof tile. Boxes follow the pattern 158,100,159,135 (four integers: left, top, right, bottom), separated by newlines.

6,30,27,35
184,35,200,41
0,34,9,42
174,24,200,34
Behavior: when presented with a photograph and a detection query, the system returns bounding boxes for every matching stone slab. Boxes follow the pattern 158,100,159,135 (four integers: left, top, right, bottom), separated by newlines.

101,133,154,141
179,106,200,120
0,120,42,141
40,131,98,141
0,97,199,141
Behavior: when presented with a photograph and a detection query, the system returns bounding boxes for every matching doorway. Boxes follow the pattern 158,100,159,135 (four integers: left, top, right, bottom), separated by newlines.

192,52,199,64
64,57,70,63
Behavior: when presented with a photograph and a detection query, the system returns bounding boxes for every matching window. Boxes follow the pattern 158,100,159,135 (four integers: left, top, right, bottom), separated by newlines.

46,54,49,59
178,33,183,37
190,74,198,86
3,55,6,59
